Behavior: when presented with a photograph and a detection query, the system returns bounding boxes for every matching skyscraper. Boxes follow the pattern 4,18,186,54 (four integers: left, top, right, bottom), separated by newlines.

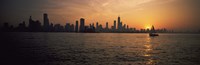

114,20,116,30
96,22,99,32
117,16,122,31
96,22,99,29
79,18,85,32
106,22,108,29
75,20,79,32
29,16,33,29
43,13,50,32
118,16,120,30
123,24,126,30
127,25,129,30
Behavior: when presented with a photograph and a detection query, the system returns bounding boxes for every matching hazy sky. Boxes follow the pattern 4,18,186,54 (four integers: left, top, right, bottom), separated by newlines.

0,0,200,31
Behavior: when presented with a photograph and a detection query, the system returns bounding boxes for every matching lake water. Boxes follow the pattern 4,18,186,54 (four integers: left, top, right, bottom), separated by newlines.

1,33,200,65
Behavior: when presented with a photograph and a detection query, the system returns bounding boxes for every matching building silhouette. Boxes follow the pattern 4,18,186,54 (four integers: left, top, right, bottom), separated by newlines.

17,21,27,32
106,22,109,29
99,24,103,32
70,24,75,32
43,13,50,32
114,20,116,30
49,23,54,32
65,23,75,32
75,20,79,32
65,23,70,32
79,18,85,32
28,16,42,32
96,22,99,32
118,16,123,31
127,25,129,30
123,24,126,31
1,22,14,32
118,16,120,30
54,24,64,32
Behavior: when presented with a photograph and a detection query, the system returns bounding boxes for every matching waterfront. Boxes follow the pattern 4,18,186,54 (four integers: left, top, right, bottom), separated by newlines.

1,33,200,65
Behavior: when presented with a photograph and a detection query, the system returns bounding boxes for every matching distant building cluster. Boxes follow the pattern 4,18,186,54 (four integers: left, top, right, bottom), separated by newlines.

0,13,172,33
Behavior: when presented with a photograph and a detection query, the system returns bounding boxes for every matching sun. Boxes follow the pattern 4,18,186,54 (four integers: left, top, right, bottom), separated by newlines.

146,26,150,29
145,26,151,29
144,24,151,29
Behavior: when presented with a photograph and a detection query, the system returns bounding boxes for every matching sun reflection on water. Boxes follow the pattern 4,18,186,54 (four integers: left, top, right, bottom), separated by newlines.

146,59,155,65
144,36,157,65
144,54,151,57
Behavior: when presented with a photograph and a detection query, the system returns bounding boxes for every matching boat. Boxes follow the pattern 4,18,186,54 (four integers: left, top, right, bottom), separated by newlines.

149,33,159,36
149,25,159,36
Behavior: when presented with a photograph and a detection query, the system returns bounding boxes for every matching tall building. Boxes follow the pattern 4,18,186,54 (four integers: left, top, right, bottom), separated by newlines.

114,20,116,30
123,24,126,30
75,20,79,32
43,13,50,32
79,18,85,32
118,16,120,30
29,16,33,29
106,22,108,29
96,22,99,29
117,16,122,31
99,24,103,31
96,22,99,32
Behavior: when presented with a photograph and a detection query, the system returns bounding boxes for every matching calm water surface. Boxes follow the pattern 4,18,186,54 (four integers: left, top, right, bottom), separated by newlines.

1,33,200,65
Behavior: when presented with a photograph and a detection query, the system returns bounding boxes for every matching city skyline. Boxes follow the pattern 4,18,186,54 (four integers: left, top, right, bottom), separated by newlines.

0,13,172,33
1,0,200,32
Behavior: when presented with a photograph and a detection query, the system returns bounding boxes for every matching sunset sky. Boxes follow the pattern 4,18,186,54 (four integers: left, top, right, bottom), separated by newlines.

0,0,200,32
